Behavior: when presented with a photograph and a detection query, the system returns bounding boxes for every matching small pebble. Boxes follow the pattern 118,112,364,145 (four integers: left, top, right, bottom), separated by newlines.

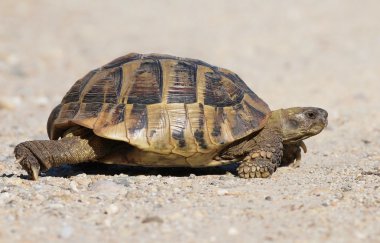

58,225,73,239
89,180,126,194
341,185,352,192
0,192,10,199
189,174,196,179
216,189,228,196
69,181,79,192
265,196,272,201
171,186,180,193
228,227,239,236
142,216,164,224
105,204,119,214
321,202,329,207
113,177,130,187
35,194,45,201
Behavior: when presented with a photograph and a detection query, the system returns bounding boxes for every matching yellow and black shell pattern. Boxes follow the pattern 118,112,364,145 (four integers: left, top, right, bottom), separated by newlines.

48,53,271,160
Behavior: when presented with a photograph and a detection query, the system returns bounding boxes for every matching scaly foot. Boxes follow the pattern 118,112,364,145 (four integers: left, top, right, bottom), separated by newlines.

14,144,41,180
237,154,275,179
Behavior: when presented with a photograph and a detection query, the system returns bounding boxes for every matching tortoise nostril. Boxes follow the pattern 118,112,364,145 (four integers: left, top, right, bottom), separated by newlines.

317,108,328,119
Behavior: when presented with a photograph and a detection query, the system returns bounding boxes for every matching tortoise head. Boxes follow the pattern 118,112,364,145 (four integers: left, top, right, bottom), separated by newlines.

273,107,328,144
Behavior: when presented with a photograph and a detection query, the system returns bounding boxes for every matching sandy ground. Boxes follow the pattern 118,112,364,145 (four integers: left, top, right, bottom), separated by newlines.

1,0,380,242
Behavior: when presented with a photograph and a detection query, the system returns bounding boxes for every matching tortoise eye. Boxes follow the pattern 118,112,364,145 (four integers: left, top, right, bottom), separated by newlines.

305,111,316,119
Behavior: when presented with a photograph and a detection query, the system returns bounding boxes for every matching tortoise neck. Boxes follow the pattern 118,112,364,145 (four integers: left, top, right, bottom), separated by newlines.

267,109,284,135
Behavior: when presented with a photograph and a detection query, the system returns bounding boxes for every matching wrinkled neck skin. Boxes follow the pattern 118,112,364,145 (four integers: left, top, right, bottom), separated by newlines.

269,109,306,145
220,110,283,160
265,109,306,165
266,109,284,137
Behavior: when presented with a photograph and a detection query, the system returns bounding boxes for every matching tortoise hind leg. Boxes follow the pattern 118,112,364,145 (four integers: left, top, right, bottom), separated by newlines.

14,132,118,180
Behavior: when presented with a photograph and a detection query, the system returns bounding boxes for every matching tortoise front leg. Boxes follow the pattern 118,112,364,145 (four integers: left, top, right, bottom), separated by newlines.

237,157,274,178
14,134,116,180
236,131,284,179
237,149,282,178
281,142,307,168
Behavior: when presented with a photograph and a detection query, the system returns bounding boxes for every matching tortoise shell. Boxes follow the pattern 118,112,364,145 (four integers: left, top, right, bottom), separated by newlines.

47,53,271,165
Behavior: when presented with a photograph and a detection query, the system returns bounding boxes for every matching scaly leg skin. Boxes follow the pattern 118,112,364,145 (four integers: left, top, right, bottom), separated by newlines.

237,157,274,179
281,141,307,168
222,125,284,179
237,151,277,178
235,132,284,179
14,132,116,180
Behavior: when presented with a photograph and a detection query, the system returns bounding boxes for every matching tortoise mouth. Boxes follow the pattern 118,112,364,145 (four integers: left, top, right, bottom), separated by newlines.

284,136,310,144
283,125,325,144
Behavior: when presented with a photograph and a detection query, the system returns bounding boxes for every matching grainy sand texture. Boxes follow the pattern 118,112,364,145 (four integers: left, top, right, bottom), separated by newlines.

0,0,379,242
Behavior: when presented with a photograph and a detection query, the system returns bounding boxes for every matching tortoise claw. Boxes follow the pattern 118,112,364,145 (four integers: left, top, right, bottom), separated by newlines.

299,141,307,153
289,150,302,168
30,164,40,180
14,156,25,166
15,155,40,180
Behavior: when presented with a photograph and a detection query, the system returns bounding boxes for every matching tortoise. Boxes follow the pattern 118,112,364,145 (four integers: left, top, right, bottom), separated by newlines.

14,53,328,180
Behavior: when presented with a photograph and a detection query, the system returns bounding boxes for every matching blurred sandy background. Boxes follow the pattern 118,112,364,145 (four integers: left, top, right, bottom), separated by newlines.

0,0,379,242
